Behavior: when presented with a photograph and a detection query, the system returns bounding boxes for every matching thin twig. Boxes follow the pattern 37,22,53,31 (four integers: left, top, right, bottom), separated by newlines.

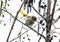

9,30,29,42
53,17,59,24
50,0,57,25
29,3,46,21
9,24,37,42
6,0,25,42
38,28,45,42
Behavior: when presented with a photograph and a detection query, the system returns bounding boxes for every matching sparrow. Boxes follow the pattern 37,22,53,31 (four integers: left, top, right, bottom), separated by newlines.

25,16,37,27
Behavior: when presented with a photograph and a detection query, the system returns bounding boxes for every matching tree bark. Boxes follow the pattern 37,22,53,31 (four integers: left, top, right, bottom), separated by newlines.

46,0,57,42
46,0,51,42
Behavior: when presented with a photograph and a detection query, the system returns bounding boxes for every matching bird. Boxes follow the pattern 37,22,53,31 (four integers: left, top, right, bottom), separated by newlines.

25,16,37,27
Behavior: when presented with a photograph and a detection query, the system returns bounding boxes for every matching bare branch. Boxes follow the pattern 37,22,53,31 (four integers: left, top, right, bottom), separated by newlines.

38,28,45,42
9,24,37,42
29,3,46,20
51,0,57,21
53,17,60,24
46,0,51,42
6,0,25,42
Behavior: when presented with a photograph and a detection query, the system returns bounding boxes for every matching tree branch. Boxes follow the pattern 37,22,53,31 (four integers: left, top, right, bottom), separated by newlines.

29,3,46,20
6,0,25,42
38,28,45,42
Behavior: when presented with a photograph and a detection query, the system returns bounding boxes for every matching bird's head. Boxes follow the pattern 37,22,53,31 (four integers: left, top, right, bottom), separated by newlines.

32,16,37,21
